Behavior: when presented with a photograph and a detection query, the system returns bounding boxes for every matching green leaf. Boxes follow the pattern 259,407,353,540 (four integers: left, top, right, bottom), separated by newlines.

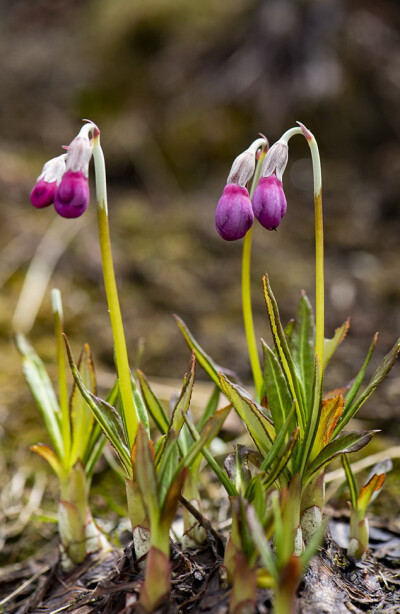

290,292,315,406
64,335,131,477
157,430,180,505
262,427,300,491
224,445,252,495
174,315,237,388
198,385,220,431
15,334,63,459
259,404,297,473
344,333,378,409
134,424,159,524
262,340,293,436
219,374,273,456
131,375,150,436
323,319,350,369
335,337,400,436
305,430,379,482
169,352,196,436
262,275,306,432
341,454,358,508
137,370,169,434
70,344,96,465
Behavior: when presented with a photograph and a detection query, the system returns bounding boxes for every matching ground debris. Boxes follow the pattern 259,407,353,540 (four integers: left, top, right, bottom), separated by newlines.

1,520,400,613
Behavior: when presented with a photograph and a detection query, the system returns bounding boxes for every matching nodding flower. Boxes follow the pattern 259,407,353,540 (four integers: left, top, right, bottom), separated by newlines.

30,124,94,218
215,139,266,241
251,139,288,231
30,154,67,209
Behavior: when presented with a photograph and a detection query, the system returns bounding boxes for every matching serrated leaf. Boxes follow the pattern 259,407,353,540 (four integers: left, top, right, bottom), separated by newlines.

219,374,273,456
335,337,400,436
168,352,196,436
70,344,96,465
323,319,350,369
262,275,306,432
290,292,315,406
137,369,169,434
259,404,297,473
305,430,379,482
262,427,300,491
174,315,237,388
262,340,293,436
310,394,344,461
64,335,131,477
16,333,63,458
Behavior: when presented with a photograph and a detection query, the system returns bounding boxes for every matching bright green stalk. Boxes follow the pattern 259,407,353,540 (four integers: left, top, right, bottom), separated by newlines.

241,138,268,401
51,288,70,466
91,130,138,448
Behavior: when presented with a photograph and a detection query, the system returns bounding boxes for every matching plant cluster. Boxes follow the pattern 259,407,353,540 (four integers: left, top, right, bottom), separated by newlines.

17,121,400,613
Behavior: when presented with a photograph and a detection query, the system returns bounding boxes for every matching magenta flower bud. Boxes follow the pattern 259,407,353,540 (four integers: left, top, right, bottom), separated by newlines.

53,170,90,218
30,154,67,209
30,178,57,209
252,175,287,230
215,184,254,241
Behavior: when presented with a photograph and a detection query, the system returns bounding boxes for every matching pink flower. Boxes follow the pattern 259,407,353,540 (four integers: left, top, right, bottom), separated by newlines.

30,155,66,209
215,184,254,241
53,170,90,218
252,175,287,230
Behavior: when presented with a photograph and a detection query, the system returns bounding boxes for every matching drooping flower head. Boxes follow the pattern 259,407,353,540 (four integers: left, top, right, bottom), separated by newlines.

30,154,67,209
215,138,267,241
30,122,95,218
252,138,288,231
54,128,93,218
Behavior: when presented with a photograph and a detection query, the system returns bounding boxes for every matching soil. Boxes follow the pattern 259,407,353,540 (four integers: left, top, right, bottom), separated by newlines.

2,515,400,614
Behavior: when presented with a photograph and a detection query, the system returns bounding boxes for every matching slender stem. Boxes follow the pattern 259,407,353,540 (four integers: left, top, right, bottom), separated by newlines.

283,124,324,369
241,140,267,401
52,288,70,465
91,133,138,448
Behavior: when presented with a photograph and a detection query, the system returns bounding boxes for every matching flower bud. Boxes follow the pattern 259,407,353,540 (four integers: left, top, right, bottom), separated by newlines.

261,140,288,182
252,175,287,230
215,184,254,241
227,149,256,187
30,154,66,208
54,170,90,218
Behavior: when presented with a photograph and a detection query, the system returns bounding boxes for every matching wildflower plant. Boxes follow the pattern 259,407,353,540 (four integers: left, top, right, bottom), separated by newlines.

26,120,400,611
15,289,111,569
177,122,400,605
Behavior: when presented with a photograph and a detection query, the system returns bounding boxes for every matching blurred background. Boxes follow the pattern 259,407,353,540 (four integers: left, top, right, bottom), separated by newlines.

1,0,400,563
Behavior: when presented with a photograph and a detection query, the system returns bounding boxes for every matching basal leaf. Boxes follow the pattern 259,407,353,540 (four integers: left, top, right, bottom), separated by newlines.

357,473,386,515
310,394,344,461
290,292,315,406
262,340,293,436
305,430,379,482
334,337,400,436
224,445,252,495
323,319,350,369
341,454,358,508
64,335,131,477
134,424,159,523
262,427,300,491
198,385,220,431
219,374,273,456
137,369,169,434
174,315,237,388
15,334,63,459
70,344,96,465
169,352,196,436
31,443,64,479
259,404,297,473
160,468,188,530
262,275,306,432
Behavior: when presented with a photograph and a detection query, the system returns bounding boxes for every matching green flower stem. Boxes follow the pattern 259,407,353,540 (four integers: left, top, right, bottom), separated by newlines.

241,138,268,401
52,288,70,465
91,132,138,448
282,124,324,370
